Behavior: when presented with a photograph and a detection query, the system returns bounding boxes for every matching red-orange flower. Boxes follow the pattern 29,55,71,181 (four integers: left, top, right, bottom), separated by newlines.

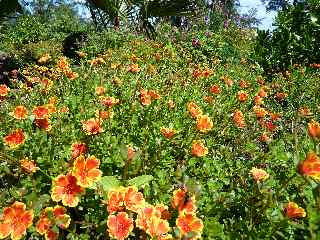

284,202,306,219
176,211,203,239
196,115,213,133
209,84,221,94
128,64,140,73
10,106,28,120
99,96,119,108
0,202,33,240
71,142,87,159
191,140,208,157
107,212,134,240
298,152,320,181
20,159,39,173
72,155,102,188
0,84,9,97
308,120,320,139
258,88,267,98
233,110,245,128
36,206,71,240
65,69,78,80
32,105,50,119
51,173,85,207
34,118,52,132
160,127,176,139
298,107,312,117
187,102,203,119
237,91,249,102
82,118,104,135
3,129,26,149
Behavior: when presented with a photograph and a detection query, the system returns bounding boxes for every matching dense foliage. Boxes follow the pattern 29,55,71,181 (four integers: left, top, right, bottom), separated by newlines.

254,0,320,72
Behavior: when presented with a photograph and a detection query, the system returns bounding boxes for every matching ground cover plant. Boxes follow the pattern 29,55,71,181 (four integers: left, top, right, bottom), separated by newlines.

1,2,320,239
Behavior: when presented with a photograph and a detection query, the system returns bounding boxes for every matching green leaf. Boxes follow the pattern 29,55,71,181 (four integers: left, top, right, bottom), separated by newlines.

127,175,154,188
98,176,121,192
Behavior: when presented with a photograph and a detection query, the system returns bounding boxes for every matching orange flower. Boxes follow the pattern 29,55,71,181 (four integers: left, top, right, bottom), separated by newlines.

140,89,152,106
254,95,264,105
298,152,320,181
59,106,69,113
233,110,245,128
192,69,202,79
284,202,306,219
298,107,312,117
258,88,267,98
107,186,145,213
3,129,26,149
275,92,288,102
253,106,268,119
95,86,106,95
128,64,140,73
127,146,135,161
32,105,50,119
148,90,161,100
239,80,249,88
0,84,10,97
202,68,213,78
187,102,203,119
123,186,145,212
203,95,213,103
71,142,88,159
308,120,320,139
237,91,249,102
20,159,39,173
191,140,208,157
72,155,102,188
160,127,176,139
176,211,203,239
0,202,33,240
259,132,271,143
36,206,71,240
34,118,52,132
136,206,171,240
99,96,119,108
172,188,197,214
250,167,269,182
209,84,221,94
64,69,78,80
10,106,28,120
82,118,104,135
168,100,176,109
196,115,213,133
51,173,85,207
222,76,233,87
107,212,134,240
111,63,120,69
95,109,113,120
38,53,51,64
77,51,87,58
57,57,70,70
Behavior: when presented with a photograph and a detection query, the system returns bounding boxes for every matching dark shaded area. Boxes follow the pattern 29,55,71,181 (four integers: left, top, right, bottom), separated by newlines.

63,32,88,60
0,53,24,87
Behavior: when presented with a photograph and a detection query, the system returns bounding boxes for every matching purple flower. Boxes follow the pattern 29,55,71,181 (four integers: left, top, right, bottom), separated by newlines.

192,38,201,48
